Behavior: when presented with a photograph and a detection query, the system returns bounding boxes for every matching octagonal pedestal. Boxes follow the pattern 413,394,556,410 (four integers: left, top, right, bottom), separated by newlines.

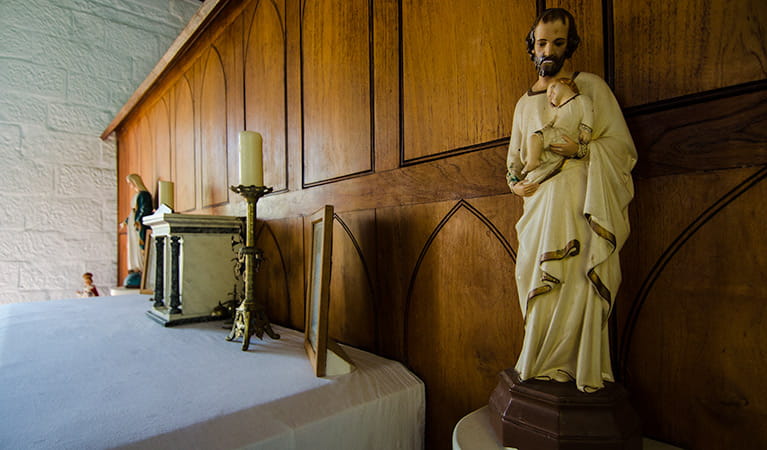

488,369,642,450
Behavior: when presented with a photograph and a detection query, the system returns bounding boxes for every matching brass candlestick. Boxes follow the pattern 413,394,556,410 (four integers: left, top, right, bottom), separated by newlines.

226,184,280,350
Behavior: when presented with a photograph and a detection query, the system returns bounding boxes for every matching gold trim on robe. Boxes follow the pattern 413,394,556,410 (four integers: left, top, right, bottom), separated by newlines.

586,214,616,248
527,239,581,303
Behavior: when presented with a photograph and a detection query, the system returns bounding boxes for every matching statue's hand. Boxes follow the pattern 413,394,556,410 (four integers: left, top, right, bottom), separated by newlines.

550,135,578,157
512,180,539,197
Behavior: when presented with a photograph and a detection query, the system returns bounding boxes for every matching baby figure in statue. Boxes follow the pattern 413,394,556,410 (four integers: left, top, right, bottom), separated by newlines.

521,78,593,184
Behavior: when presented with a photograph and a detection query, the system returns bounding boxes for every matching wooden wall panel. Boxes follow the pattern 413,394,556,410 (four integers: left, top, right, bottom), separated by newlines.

401,0,534,163
401,197,523,450
200,47,229,207
548,0,605,79
137,115,155,193
151,97,172,194
173,75,196,212
244,1,288,192
375,202,450,361
328,209,377,351
371,0,400,172
376,195,525,449
301,0,372,185
255,216,304,328
217,20,244,195
617,167,767,449
628,84,767,179
613,0,767,107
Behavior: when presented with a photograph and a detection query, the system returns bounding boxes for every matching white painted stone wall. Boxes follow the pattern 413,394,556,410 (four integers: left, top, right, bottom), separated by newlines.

0,0,201,303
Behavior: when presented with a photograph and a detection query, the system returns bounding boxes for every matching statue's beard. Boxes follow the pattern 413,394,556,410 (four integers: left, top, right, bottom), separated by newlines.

534,55,565,77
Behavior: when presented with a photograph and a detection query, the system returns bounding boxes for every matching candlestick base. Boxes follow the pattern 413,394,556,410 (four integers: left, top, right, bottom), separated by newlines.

226,301,281,351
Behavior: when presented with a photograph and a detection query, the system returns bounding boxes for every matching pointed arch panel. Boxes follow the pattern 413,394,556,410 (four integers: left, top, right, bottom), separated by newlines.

245,0,287,191
174,75,196,212
200,47,229,207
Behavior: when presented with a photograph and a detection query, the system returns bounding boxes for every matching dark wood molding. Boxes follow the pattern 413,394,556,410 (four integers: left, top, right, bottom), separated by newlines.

625,79,767,118
257,144,510,220
628,80,767,179
400,137,509,167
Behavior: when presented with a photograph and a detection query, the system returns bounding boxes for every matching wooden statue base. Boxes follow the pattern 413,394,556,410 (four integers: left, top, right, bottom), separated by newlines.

488,369,641,450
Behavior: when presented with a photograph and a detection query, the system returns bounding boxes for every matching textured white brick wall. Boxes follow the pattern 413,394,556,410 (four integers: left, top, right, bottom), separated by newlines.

0,0,201,303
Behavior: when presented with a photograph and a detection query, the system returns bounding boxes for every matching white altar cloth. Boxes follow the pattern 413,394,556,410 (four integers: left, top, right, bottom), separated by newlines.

0,295,424,449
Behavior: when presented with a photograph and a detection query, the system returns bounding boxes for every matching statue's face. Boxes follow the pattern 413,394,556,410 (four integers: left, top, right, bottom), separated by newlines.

532,19,569,77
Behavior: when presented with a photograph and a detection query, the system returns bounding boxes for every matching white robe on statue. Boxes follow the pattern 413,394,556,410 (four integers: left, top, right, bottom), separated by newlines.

126,193,145,273
506,72,636,392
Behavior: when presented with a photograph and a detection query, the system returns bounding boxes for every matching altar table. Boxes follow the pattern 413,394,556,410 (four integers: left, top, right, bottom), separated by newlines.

0,295,424,449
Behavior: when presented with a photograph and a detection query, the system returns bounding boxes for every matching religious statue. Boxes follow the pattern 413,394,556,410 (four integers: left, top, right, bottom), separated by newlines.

119,173,153,287
506,8,636,393
516,77,593,185
76,272,100,297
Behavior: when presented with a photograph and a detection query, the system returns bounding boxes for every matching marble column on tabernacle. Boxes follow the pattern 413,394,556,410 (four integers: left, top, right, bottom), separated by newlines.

151,236,165,308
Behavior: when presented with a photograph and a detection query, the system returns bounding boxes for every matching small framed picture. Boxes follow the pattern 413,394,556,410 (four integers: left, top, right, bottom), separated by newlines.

304,205,334,377
303,205,354,377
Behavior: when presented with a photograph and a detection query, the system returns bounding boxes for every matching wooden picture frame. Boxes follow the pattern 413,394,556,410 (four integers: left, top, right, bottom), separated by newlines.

305,205,334,376
139,229,156,295
303,205,355,377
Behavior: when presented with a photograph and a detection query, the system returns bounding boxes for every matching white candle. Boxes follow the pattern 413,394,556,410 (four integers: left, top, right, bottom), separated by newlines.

239,131,263,186
158,180,174,209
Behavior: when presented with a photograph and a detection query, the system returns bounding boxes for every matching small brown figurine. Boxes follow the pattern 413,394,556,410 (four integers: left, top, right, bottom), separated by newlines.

77,272,100,298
